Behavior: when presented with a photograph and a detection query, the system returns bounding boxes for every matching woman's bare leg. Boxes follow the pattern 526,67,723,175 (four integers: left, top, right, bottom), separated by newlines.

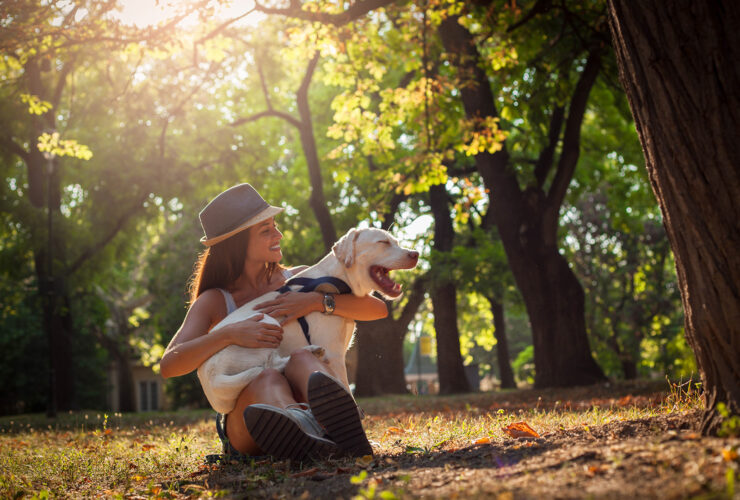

283,349,338,403
225,368,296,455
225,351,338,455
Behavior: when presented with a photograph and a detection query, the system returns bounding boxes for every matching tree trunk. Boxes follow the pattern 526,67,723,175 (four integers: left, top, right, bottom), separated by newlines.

113,352,136,413
608,0,740,433
508,234,605,387
354,276,427,397
429,184,470,394
438,18,606,388
296,53,337,251
620,358,638,381
430,283,470,394
487,298,516,389
354,319,409,396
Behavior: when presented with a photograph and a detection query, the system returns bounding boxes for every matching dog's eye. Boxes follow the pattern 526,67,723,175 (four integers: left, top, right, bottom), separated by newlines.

378,240,391,245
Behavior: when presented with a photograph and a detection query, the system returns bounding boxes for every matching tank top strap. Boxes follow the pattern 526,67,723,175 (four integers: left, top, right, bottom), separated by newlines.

217,288,237,315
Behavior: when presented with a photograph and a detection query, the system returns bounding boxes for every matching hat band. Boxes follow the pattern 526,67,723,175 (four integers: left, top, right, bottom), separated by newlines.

201,205,284,246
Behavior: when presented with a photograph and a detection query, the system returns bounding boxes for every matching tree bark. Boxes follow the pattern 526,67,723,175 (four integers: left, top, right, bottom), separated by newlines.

25,59,75,412
353,319,409,396
429,184,470,394
439,17,606,388
487,298,516,389
354,276,427,397
608,0,740,433
296,53,337,251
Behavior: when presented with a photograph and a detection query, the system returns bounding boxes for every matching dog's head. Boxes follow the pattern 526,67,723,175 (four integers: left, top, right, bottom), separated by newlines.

332,227,419,299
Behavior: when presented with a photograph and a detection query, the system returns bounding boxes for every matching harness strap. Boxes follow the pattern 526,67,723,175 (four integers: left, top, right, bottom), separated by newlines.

277,276,352,343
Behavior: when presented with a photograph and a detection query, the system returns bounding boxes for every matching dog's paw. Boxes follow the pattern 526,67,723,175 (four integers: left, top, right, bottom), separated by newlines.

304,345,326,358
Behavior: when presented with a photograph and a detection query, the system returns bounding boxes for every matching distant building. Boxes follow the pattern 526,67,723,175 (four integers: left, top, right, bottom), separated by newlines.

108,360,169,412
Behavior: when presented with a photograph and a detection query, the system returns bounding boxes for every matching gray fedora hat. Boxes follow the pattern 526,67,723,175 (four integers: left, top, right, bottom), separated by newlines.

199,183,284,246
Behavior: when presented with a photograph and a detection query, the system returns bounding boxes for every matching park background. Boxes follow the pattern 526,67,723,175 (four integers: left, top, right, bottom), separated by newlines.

1,0,737,498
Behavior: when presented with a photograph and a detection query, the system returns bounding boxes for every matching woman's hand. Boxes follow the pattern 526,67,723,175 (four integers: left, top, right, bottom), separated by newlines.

254,292,322,326
225,313,284,348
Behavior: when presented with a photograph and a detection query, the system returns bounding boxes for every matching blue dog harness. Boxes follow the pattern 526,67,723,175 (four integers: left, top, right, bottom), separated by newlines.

276,276,352,344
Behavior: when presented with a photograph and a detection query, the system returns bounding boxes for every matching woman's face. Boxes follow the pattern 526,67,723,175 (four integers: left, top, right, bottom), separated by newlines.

246,217,283,263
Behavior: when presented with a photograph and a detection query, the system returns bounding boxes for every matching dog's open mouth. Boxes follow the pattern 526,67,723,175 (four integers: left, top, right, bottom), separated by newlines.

370,265,403,297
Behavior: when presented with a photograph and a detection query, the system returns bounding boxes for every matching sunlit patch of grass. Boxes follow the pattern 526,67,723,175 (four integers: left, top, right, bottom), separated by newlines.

0,380,703,497
0,410,218,497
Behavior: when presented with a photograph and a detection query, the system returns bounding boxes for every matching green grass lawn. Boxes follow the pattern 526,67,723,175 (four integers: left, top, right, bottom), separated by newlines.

1,380,737,499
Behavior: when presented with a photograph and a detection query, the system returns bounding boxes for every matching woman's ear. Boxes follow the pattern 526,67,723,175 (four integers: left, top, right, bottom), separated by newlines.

332,228,359,268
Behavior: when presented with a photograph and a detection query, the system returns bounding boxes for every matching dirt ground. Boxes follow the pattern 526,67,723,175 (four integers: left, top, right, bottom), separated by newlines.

188,382,739,499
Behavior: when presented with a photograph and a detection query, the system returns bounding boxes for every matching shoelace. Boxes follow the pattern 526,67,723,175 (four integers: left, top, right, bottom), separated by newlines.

284,404,327,437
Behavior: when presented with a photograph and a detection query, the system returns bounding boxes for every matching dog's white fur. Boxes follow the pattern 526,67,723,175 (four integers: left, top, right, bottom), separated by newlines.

197,227,418,414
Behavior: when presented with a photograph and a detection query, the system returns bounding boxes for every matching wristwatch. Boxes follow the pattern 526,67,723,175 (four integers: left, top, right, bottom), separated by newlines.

322,293,336,315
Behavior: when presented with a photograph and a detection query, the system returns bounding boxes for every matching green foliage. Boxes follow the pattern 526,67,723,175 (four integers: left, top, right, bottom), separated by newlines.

717,403,740,438
512,345,535,385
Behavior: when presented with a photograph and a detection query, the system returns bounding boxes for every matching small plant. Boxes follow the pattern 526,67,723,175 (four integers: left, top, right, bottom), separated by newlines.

717,403,740,437
663,375,703,412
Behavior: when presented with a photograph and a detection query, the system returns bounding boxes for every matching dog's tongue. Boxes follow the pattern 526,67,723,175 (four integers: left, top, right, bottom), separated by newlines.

372,266,402,294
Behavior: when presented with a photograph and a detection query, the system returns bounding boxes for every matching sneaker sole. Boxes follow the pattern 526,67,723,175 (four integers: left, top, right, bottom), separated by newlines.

244,405,338,461
308,372,373,457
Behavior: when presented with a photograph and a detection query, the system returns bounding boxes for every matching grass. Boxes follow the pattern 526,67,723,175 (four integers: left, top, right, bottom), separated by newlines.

0,379,724,499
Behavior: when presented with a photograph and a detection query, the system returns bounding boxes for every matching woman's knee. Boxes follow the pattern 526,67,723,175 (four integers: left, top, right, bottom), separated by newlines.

251,367,285,386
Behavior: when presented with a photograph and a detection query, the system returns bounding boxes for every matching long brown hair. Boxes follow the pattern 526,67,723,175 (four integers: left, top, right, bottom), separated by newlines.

188,228,282,304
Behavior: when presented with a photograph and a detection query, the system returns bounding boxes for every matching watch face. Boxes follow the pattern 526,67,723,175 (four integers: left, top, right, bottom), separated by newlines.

323,293,335,313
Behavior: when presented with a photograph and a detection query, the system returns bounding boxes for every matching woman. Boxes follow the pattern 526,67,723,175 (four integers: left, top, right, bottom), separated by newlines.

159,183,387,460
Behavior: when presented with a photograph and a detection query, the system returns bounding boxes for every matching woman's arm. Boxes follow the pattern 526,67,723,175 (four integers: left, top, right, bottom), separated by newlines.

255,291,388,326
159,290,284,379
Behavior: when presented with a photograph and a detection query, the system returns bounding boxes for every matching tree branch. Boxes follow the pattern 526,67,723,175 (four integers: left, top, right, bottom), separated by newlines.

543,48,602,242
534,105,564,188
254,0,398,26
67,193,149,275
0,135,30,162
256,59,274,110
231,109,302,130
396,274,428,329
506,0,553,32
380,192,406,230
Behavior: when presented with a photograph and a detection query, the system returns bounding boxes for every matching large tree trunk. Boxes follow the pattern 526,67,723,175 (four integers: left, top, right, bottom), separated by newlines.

354,276,427,397
608,0,740,433
509,240,605,387
25,59,76,412
354,319,409,396
439,18,606,388
487,298,516,389
430,283,470,393
429,184,470,394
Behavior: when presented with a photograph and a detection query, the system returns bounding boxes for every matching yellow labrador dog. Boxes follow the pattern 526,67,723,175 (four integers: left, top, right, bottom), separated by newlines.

197,227,419,414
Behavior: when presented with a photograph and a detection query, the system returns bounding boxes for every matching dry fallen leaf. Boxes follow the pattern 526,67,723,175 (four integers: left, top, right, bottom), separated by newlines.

721,448,738,462
473,437,492,445
382,426,405,440
502,421,540,439
356,454,374,467
141,444,156,451
584,464,609,476
291,467,319,478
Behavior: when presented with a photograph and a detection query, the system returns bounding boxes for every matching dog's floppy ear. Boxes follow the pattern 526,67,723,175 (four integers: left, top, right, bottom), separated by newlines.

332,228,360,268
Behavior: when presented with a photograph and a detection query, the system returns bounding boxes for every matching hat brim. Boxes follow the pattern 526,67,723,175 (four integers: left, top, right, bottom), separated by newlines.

201,205,284,247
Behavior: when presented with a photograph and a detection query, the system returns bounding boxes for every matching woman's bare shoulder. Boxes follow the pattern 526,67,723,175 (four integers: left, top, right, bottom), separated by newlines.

188,289,227,319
